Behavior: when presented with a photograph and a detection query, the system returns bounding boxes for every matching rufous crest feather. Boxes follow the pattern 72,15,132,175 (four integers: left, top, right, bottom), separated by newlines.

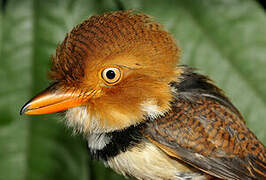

49,10,180,87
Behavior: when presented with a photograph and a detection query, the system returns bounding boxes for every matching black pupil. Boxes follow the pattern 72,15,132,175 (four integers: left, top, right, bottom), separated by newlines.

106,70,116,79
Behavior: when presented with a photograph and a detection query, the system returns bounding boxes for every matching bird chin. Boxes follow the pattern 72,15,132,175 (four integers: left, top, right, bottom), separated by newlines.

64,99,168,136
64,106,101,135
64,105,140,135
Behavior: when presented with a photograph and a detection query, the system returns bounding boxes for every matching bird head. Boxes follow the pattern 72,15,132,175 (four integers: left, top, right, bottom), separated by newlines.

20,11,180,134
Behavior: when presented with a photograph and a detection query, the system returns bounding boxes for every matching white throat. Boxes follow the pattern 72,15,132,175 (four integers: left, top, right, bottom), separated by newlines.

65,106,101,134
87,133,110,151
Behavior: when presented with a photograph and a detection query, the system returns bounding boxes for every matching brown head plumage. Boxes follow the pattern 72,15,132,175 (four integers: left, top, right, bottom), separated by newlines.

50,11,179,85
22,11,180,134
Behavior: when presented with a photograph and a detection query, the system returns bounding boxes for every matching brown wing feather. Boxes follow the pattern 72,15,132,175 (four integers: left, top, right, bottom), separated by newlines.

145,96,266,180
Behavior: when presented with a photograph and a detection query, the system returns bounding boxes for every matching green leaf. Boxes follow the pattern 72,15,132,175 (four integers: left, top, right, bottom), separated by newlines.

0,0,265,180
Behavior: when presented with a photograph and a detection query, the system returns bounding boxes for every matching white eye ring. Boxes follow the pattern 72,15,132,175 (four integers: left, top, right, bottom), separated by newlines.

101,67,122,85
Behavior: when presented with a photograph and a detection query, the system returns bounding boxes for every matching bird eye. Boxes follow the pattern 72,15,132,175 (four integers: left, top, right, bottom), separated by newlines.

101,67,122,85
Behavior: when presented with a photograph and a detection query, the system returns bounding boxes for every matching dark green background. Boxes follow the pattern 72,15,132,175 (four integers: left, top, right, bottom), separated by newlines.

0,0,265,180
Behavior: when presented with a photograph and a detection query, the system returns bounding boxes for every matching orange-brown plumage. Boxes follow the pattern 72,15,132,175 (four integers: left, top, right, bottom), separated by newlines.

50,11,179,85
146,94,265,178
47,11,181,132
21,11,265,180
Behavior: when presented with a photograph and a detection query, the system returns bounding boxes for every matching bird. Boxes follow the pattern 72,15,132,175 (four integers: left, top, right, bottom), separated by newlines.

20,11,266,180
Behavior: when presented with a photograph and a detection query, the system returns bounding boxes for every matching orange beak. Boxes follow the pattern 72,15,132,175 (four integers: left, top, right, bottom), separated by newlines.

20,84,97,115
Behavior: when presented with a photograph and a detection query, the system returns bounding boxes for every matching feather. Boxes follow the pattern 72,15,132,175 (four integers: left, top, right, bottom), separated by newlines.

145,67,266,179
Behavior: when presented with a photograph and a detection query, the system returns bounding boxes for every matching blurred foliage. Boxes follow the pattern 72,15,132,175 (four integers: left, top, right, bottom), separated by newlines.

0,0,265,180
